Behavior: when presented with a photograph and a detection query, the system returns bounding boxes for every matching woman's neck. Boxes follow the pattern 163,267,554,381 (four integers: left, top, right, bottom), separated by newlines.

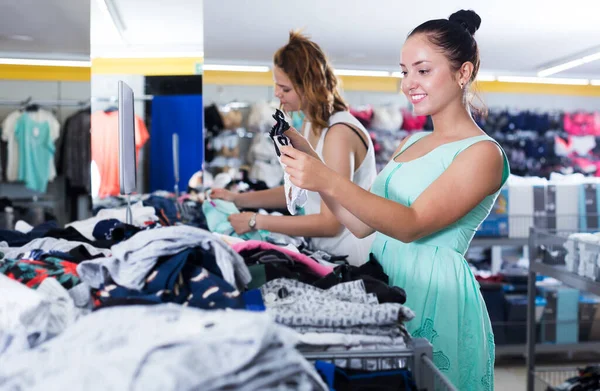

430,100,477,139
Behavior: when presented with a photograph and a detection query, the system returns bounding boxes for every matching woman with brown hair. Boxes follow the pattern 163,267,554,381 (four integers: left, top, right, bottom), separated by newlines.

211,30,377,266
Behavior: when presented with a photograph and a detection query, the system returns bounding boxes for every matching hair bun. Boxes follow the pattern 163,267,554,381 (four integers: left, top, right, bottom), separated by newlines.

449,10,481,35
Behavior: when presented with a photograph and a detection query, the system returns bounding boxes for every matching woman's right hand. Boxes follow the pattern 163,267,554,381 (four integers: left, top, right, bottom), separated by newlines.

210,188,237,203
284,127,321,161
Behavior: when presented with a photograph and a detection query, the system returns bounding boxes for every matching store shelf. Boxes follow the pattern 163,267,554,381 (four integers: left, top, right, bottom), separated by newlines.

530,261,600,297
471,237,529,247
526,228,600,391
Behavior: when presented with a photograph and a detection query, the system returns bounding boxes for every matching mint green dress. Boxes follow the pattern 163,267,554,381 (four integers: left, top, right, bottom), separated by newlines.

370,132,509,391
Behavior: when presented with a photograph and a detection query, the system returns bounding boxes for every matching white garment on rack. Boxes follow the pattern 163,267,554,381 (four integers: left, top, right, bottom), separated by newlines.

1,109,60,183
303,111,377,266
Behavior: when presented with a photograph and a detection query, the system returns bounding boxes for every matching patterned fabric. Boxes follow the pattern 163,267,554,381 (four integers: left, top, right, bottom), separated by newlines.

293,325,407,338
260,278,414,329
0,250,80,289
96,248,245,311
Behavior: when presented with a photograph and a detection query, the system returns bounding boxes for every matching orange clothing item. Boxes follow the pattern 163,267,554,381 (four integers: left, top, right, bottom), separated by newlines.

91,110,149,198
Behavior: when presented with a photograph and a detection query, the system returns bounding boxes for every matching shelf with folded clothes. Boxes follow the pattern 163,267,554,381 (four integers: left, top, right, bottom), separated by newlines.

527,229,600,391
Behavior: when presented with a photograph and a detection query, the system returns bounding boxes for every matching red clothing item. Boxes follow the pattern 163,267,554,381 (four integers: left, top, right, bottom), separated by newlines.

401,109,427,131
91,111,149,198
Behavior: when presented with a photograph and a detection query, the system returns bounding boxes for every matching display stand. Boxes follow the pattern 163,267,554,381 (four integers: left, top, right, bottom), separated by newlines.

172,133,180,197
117,81,137,225
302,338,457,390
526,228,600,391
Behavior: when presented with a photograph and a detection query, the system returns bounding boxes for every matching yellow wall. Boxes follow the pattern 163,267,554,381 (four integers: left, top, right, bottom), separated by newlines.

2,61,600,97
91,57,203,76
0,65,91,82
205,71,600,96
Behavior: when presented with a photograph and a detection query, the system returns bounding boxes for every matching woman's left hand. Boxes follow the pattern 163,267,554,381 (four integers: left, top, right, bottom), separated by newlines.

228,212,255,235
280,146,336,192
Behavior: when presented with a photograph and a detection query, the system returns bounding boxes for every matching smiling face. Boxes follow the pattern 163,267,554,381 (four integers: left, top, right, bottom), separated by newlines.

400,33,466,116
273,66,302,112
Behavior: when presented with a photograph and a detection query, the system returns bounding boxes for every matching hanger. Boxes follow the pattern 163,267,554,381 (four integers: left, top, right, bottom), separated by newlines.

104,106,118,113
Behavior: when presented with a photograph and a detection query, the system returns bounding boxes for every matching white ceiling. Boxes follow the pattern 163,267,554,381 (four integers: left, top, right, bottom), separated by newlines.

0,0,89,60
0,0,204,60
90,0,204,57
204,0,600,78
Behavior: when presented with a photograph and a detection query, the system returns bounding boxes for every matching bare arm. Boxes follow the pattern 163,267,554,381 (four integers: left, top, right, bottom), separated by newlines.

234,186,287,209
255,125,366,238
320,133,412,238
283,141,504,243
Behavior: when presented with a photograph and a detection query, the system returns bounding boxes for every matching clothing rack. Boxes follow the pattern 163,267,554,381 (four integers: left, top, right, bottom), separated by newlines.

0,98,90,107
91,95,154,102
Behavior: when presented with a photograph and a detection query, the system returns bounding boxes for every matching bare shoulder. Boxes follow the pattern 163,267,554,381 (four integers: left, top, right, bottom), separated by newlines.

451,139,505,192
456,139,504,167
323,123,364,149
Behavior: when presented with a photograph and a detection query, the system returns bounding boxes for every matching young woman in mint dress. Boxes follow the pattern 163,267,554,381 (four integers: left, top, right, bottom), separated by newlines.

279,9,509,391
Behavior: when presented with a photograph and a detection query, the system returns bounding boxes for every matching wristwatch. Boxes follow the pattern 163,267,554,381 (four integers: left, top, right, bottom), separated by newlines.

248,213,258,230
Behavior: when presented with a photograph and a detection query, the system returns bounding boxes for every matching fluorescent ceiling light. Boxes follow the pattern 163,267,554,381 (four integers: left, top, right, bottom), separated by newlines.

497,76,589,85
0,58,91,67
92,51,204,59
96,0,127,42
203,64,270,72
591,80,600,86
538,51,600,77
334,69,390,77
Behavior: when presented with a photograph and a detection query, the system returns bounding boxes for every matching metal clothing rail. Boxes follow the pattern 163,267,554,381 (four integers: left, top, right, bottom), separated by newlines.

0,98,89,107
91,95,154,102
301,338,458,391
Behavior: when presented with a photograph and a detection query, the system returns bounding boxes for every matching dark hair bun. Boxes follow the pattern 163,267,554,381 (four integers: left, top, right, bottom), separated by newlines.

449,10,481,36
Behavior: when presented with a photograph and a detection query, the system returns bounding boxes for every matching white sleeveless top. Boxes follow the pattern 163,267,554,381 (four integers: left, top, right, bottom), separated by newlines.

303,111,377,266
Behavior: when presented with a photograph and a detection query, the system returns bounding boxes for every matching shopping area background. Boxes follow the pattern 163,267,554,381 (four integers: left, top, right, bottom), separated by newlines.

1,0,600,390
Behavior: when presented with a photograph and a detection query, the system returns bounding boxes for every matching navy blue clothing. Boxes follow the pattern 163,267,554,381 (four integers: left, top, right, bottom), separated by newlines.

96,247,244,310
143,195,180,226
0,221,59,247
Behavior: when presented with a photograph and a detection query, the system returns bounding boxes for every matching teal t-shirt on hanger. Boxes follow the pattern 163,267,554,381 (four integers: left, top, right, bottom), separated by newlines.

15,114,55,193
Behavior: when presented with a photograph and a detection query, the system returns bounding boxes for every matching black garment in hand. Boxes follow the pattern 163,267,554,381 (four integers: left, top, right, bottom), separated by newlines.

313,253,407,304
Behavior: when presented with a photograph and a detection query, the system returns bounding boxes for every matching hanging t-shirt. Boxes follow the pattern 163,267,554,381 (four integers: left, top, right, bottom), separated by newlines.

14,114,56,192
1,110,60,183
91,110,149,198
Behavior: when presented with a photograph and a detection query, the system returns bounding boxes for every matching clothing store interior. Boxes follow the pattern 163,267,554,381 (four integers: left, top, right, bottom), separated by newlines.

1,0,600,390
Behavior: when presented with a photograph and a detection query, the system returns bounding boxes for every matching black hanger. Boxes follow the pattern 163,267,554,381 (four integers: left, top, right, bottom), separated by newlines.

24,103,40,112
104,106,118,113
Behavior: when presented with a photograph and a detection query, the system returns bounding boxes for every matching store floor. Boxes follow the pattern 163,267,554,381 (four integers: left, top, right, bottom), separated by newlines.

494,352,600,390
